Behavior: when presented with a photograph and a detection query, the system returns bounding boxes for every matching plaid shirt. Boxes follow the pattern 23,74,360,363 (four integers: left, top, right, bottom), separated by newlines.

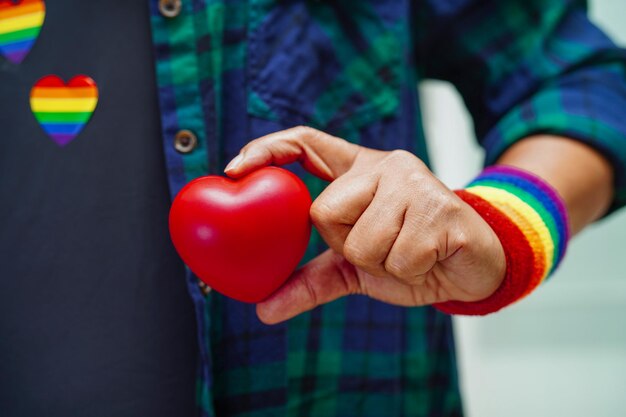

147,0,626,416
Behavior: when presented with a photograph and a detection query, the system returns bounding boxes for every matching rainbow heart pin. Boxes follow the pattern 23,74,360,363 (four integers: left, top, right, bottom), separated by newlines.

30,75,99,146
0,0,46,64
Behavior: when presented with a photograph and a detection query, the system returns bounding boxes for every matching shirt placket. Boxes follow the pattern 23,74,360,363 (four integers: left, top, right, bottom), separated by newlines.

149,0,225,416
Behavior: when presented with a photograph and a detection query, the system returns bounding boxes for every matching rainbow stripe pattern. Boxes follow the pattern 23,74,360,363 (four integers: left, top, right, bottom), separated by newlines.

435,165,570,316
0,0,46,64
30,75,99,146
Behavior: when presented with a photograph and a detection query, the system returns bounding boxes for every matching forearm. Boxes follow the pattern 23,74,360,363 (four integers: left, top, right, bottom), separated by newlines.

496,135,614,235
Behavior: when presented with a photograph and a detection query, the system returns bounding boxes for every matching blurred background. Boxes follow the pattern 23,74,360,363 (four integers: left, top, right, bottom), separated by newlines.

421,1,626,416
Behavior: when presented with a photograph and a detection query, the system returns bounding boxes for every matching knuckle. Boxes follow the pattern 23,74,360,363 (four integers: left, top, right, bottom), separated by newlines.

385,241,439,279
384,255,411,279
384,150,421,169
412,192,461,228
291,125,318,140
444,198,464,219
298,274,318,309
343,241,371,268
309,198,338,226
420,240,440,261
388,149,414,161
415,245,440,274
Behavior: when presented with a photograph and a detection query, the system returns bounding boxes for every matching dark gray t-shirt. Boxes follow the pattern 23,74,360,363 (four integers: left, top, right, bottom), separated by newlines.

0,2,197,416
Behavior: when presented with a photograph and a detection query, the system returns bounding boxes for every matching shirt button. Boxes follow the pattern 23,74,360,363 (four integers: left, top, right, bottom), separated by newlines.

174,130,198,154
159,0,182,18
198,280,212,296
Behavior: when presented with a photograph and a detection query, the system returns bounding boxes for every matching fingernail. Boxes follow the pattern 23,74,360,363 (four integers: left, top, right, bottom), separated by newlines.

225,153,244,172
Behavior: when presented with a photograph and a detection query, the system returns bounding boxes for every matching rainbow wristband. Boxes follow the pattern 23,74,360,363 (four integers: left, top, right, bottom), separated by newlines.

434,165,570,316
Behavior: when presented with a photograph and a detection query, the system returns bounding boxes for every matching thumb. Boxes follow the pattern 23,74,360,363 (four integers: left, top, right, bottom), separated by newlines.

256,249,359,324
225,126,360,181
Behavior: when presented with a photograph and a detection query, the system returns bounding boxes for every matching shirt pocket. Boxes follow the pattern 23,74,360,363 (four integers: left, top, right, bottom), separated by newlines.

247,0,403,134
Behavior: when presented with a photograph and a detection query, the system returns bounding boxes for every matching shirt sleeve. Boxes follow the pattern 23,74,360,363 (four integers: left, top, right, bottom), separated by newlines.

415,0,626,213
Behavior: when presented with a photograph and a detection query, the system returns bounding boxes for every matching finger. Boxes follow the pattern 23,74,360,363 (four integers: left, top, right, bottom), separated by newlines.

437,203,507,300
355,270,438,307
311,173,379,254
225,126,360,180
342,186,406,277
257,249,437,325
256,250,359,324
383,205,442,284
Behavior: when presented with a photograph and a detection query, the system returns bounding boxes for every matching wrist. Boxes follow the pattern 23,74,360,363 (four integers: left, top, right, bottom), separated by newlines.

434,165,570,316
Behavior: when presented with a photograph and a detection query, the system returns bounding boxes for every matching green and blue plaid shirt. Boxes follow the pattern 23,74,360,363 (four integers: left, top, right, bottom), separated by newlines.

142,1,626,416
154,0,626,416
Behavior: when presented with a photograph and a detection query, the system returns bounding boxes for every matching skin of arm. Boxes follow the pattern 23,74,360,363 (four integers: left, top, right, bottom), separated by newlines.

497,135,613,235
224,127,614,324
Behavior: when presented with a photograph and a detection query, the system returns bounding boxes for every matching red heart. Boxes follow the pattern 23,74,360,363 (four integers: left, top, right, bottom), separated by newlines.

169,167,312,303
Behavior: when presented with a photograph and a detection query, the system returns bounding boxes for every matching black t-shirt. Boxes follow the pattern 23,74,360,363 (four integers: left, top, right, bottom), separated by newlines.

0,2,197,416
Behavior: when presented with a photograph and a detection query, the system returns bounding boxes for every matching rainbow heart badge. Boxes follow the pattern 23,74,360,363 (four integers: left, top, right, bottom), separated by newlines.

30,75,99,146
0,0,46,64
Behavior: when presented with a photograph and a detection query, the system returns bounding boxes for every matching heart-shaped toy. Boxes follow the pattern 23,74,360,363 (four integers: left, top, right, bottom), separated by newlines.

169,167,312,303
0,0,46,64
30,75,98,146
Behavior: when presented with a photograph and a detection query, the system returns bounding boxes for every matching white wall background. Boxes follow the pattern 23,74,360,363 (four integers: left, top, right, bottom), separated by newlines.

420,1,626,416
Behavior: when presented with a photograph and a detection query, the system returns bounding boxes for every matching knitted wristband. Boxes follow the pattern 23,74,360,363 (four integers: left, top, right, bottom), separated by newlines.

434,165,570,316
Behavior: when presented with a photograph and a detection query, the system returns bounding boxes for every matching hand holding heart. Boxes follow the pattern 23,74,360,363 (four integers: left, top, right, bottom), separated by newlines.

225,127,506,324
